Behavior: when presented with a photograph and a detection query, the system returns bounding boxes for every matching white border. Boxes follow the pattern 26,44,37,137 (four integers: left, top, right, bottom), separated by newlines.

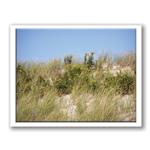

10,24,142,127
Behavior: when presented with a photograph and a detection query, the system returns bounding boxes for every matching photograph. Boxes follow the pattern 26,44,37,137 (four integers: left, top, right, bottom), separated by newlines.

10,25,142,127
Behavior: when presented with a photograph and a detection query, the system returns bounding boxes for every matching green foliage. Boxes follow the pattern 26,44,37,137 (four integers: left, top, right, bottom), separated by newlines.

86,56,94,68
54,75,73,94
84,53,95,68
104,72,135,95
115,73,135,95
54,63,135,95
75,72,97,93
16,64,32,98
54,64,88,94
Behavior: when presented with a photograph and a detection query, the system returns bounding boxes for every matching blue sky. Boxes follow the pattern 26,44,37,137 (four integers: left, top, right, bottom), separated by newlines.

16,28,136,62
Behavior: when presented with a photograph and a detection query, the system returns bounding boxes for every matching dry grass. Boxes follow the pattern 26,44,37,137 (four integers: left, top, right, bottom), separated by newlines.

16,53,136,122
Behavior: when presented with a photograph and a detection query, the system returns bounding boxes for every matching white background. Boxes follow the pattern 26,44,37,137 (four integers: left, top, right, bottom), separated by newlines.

0,0,148,150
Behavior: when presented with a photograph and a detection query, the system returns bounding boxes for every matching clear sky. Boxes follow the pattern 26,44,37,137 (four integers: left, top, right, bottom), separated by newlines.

16,28,136,62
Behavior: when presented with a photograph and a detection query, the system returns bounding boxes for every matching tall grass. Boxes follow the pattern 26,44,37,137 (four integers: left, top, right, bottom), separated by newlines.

16,53,136,122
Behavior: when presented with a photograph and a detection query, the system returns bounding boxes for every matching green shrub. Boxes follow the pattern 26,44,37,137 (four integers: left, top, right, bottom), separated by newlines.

16,64,32,99
103,72,135,95
103,73,117,89
65,64,83,80
54,64,88,94
115,73,135,95
76,72,97,92
55,76,73,94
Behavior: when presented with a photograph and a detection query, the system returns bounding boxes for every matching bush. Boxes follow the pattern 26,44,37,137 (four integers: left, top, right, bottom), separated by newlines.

104,72,135,95
16,64,32,98
54,64,98,94
55,75,73,94
75,72,98,93
103,73,117,89
115,73,135,95
54,64,85,94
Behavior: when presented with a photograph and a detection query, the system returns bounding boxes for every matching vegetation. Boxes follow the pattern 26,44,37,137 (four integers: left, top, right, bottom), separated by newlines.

16,52,136,122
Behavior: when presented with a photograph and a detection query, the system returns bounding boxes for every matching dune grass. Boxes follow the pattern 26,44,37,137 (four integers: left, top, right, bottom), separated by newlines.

16,53,136,122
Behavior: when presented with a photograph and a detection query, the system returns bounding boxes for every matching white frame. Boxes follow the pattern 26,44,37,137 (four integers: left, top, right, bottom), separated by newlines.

10,24,142,127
